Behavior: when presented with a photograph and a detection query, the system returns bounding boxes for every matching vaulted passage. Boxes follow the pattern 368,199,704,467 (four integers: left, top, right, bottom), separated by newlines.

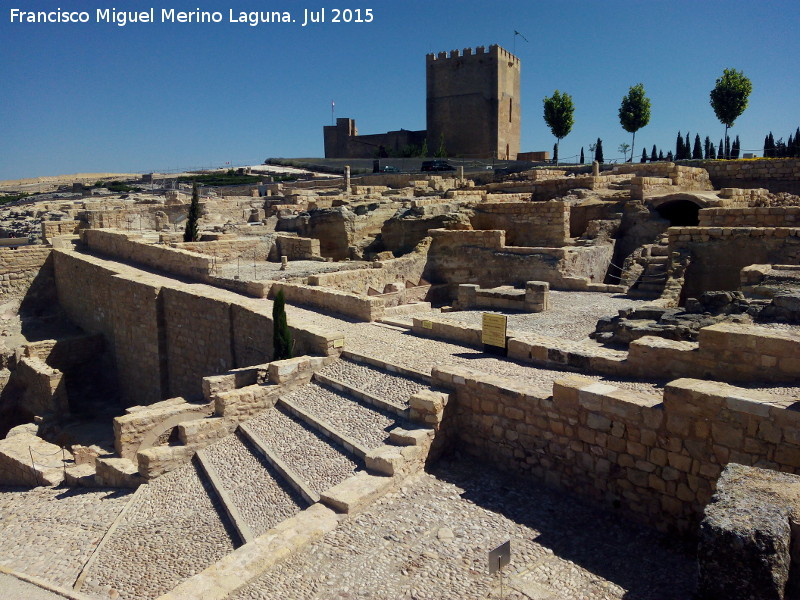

655,200,700,226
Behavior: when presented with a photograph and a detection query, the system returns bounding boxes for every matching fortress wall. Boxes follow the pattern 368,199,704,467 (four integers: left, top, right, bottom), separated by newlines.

53,249,343,405
470,201,570,247
699,205,800,227
434,365,800,532
0,245,54,303
668,226,800,297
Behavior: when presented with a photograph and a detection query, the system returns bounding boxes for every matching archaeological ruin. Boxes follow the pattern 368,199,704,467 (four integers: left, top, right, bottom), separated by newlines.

1,155,800,599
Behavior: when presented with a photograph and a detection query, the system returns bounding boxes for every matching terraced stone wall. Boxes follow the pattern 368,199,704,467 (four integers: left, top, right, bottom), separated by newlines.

41,220,81,243
434,365,800,533
174,238,267,262
308,247,428,295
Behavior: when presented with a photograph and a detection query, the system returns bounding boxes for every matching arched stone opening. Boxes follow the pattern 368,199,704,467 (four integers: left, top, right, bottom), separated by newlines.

654,200,700,227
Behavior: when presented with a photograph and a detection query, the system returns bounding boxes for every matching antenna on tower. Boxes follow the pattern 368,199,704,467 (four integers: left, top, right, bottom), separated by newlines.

513,30,529,55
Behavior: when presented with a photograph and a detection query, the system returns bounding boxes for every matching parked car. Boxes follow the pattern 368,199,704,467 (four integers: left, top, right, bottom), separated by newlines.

421,160,455,172
381,165,400,173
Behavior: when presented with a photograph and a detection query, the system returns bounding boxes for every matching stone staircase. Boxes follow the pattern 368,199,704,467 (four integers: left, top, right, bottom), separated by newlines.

182,353,434,548
624,233,672,299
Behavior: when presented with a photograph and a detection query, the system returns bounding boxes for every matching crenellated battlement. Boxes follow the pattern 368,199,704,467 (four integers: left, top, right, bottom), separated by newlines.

426,44,519,65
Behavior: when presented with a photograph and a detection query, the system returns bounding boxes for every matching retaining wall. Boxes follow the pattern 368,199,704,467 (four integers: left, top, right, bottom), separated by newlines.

469,201,570,247
434,365,800,532
0,245,54,303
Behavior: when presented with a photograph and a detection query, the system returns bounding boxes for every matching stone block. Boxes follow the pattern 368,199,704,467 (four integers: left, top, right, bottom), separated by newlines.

320,472,393,514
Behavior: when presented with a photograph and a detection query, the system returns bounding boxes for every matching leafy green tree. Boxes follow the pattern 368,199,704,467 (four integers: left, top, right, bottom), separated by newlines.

183,182,200,242
420,138,429,157
618,83,651,163
641,148,648,163
693,134,703,159
710,68,753,159
618,142,630,162
650,145,658,162
272,288,293,360
595,138,604,163
543,90,575,166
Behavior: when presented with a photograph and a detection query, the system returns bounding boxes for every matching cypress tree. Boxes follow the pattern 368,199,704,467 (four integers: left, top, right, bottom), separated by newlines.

704,136,711,159
693,134,703,159
767,132,775,157
685,133,691,159
794,127,800,157
725,135,731,160
667,151,674,162
733,135,741,159
595,138,604,163
650,145,658,162
718,139,724,159
710,143,716,159
658,150,665,161
641,148,648,163
676,131,684,160
764,134,770,157
272,288,293,360
580,147,585,164
553,143,558,164
183,182,200,242
787,134,794,157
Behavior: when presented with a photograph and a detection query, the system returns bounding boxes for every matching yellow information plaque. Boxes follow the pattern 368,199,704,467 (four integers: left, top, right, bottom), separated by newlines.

481,313,508,348
333,338,344,348
422,320,433,329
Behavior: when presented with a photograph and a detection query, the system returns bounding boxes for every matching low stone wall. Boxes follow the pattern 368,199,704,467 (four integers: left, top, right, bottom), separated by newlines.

308,248,428,295
275,235,322,260
455,281,549,312
173,238,266,262
469,201,570,247
82,229,212,280
433,364,800,532
680,158,800,193
0,426,72,486
41,220,80,243
0,245,54,303
14,357,68,419
424,229,613,292
699,205,800,227
270,281,385,322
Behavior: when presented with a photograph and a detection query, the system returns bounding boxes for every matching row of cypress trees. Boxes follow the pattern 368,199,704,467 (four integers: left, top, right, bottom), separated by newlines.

764,128,800,158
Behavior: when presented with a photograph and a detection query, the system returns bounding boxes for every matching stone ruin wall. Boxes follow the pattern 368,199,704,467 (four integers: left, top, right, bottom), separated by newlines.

668,225,800,298
469,201,570,247
434,364,800,533
0,245,54,303
173,238,269,263
423,229,613,294
53,249,343,406
699,205,800,228
681,157,800,193
41,220,81,243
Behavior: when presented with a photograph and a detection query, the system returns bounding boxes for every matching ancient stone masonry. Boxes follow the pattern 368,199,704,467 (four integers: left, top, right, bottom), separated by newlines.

0,245,54,302
699,205,800,227
469,201,570,247
53,248,343,405
433,366,800,533
682,157,800,193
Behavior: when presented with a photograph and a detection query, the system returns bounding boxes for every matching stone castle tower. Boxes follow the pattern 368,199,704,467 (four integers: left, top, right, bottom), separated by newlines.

426,44,520,160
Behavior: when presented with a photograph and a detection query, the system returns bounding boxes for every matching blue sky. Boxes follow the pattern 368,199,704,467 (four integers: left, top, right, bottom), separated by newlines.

1,0,798,179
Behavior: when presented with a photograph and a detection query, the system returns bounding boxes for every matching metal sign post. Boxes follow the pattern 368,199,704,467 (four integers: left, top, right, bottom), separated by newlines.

489,540,511,599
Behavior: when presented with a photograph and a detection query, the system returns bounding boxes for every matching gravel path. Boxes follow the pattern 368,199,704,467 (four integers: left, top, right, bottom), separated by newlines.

230,456,696,600
283,382,409,450
290,306,667,397
0,486,132,589
391,291,648,341
203,431,305,537
247,406,361,495
81,464,235,600
317,357,428,408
